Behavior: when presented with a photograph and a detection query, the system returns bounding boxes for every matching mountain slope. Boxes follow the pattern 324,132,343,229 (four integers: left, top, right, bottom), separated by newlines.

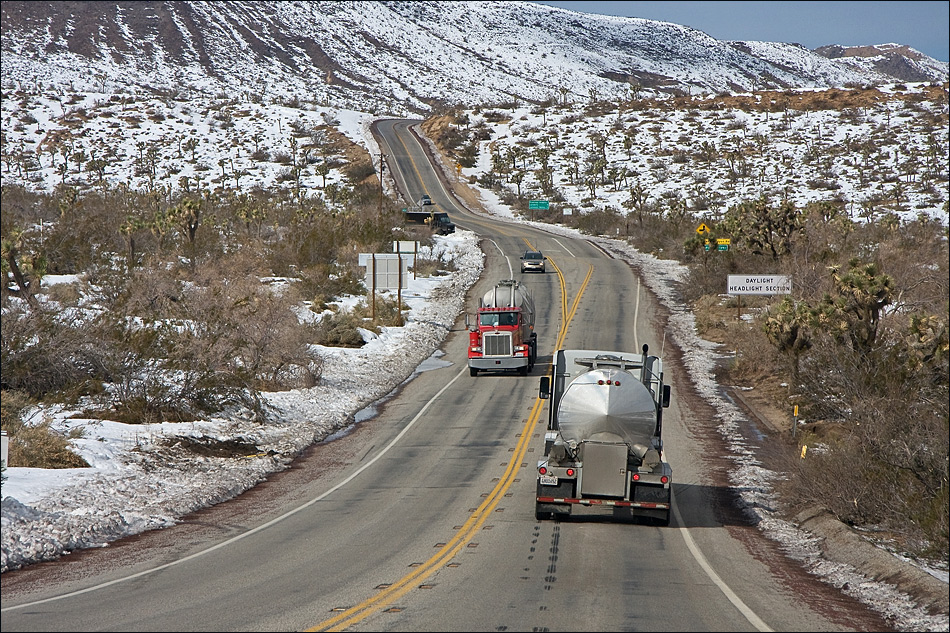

1,1,947,115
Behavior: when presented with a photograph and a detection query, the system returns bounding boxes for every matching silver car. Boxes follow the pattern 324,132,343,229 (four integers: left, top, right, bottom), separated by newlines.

520,250,545,273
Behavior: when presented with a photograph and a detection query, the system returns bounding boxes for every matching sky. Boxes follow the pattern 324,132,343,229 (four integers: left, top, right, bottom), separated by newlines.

531,1,950,62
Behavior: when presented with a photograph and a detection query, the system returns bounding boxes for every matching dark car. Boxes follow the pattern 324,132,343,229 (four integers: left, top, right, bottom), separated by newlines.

520,250,545,273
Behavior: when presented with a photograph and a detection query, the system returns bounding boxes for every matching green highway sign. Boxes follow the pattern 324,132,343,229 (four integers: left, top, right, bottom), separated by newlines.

528,200,549,210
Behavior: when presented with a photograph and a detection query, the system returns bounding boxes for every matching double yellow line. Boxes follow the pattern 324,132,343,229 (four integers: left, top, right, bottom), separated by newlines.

521,237,593,351
309,396,547,632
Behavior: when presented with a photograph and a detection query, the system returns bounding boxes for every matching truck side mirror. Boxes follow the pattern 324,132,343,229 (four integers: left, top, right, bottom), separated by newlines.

539,376,550,399
662,384,671,408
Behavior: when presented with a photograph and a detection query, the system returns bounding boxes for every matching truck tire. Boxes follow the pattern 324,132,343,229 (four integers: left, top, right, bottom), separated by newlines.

469,367,478,377
535,505,551,521
519,365,529,376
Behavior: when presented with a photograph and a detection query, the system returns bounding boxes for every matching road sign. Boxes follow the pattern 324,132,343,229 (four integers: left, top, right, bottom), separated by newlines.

359,253,410,290
717,238,730,251
727,275,792,295
528,200,549,210
697,223,710,235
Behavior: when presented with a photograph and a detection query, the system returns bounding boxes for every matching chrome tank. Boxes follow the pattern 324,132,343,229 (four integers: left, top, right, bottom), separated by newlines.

556,367,658,453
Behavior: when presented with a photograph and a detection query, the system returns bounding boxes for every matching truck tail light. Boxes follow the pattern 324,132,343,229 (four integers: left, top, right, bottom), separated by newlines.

632,473,640,481
660,475,669,484
566,468,575,477
538,466,547,475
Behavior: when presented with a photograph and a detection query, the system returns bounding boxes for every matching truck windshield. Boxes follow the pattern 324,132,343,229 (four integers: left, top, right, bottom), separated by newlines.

481,312,518,326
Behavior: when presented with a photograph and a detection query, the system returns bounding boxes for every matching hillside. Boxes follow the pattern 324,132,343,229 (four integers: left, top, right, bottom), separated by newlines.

1,1,947,116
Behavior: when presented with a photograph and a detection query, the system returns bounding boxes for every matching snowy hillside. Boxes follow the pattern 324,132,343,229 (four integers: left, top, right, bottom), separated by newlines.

1,1,946,116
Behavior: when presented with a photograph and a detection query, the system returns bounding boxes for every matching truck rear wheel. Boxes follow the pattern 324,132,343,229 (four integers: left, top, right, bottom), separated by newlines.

469,367,478,377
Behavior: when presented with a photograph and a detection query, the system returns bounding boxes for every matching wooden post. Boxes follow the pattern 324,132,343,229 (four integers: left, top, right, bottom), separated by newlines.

377,153,385,217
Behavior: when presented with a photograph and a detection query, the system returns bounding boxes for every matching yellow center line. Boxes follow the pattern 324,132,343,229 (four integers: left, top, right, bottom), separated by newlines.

547,258,592,351
308,397,546,632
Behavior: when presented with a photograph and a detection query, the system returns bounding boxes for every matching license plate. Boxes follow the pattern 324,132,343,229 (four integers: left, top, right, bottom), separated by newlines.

540,475,558,486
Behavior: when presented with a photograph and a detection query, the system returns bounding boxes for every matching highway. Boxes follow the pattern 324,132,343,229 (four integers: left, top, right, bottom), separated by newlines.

0,120,888,632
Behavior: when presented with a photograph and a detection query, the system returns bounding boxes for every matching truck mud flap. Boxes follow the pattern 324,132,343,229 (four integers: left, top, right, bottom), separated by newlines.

536,479,576,520
633,484,671,505
537,479,575,499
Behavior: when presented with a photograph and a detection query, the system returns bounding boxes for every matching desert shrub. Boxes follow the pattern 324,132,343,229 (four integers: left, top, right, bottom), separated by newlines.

343,159,376,184
0,304,106,400
1,390,89,469
777,392,948,557
573,207,621,237
42,281,82,306
313,307,367,347
411,252,456,277
312,295,406,348
365,294,407,328
291,262,366,304
410,256,442,277
169,253,324,397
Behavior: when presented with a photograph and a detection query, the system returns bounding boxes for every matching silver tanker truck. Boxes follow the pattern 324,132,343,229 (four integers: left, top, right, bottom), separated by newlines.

535,345,672,525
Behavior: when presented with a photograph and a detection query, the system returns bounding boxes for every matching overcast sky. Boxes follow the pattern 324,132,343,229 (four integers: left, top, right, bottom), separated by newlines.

530,1,950,62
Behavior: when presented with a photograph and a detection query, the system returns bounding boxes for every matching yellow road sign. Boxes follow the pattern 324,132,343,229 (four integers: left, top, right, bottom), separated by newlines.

697,223,709,234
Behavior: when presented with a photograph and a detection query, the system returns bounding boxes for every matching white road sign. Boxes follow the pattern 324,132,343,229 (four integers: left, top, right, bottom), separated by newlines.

359,253,410,290
727,275,792,295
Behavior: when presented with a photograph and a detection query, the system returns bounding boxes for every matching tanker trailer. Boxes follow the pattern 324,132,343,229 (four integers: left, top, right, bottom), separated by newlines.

467,279,537,376
535,344,672,524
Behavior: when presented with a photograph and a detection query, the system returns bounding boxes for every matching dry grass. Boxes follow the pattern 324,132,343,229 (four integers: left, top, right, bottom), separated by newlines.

1,390,89,469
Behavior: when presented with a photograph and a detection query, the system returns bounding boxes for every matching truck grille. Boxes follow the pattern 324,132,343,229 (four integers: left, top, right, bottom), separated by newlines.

483,332,513,356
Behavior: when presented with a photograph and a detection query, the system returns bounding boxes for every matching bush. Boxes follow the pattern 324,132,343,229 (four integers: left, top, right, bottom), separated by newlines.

1,390,89,469
313,307,367,347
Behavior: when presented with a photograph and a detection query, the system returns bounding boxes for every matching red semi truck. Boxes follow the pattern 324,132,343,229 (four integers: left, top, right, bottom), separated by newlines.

467,279,537,376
